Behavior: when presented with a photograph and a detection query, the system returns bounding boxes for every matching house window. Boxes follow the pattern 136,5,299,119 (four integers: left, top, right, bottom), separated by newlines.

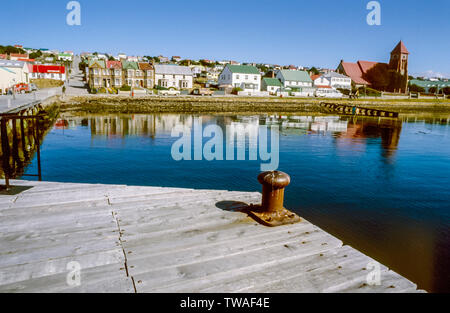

236,75,240,79
254,76,257,80
245,75,248,80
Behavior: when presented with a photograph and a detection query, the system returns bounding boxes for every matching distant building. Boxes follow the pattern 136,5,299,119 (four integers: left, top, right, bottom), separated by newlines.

0,60,30,93
409,79,449,93
87,59,107,89
261,78,282,95
172,56,181,62
9,53,29,61
218,65,261,92
158,55,169,63
154,64,193,89
337,40,410,92
29,64,66,81
138,62,154,89
313,72,352,90
106,60,123,88
122,61,139,87
58,53,73,62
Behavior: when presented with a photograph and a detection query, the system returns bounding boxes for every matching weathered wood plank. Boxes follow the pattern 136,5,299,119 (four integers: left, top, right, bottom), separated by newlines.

0,180,423,293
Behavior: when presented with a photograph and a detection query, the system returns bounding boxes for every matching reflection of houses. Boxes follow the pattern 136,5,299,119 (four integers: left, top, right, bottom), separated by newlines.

63,114,194,138
263,115,348,133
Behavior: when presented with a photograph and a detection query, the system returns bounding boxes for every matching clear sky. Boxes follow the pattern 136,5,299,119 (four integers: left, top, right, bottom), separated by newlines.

1,0,449,77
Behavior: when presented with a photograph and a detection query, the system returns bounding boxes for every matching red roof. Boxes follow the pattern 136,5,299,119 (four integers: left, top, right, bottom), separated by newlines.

106,60,122,69
357,60,379,74
18,58,35,62
31,65,65,74
0,54,7,59
311,74,321,81
316,85,332,89
391,41,409,55
10,53,28,58
340,62,369,85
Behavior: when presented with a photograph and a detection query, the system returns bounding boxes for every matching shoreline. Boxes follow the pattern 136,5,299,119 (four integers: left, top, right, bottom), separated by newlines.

59,95,450,115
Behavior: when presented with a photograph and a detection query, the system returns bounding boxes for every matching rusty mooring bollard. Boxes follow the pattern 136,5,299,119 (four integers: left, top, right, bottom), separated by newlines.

247,171,301,227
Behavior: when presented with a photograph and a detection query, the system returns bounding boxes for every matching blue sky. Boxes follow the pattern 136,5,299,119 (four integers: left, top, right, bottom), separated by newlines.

1,0,449,77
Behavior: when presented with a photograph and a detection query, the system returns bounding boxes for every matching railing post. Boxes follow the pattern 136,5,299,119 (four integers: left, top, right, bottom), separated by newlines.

1,118,11,189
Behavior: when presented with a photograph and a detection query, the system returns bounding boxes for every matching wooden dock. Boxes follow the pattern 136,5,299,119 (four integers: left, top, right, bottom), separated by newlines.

0,180,424,293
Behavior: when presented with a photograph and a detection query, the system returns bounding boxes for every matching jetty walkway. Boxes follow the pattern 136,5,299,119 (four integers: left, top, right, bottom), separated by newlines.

0,180,424,293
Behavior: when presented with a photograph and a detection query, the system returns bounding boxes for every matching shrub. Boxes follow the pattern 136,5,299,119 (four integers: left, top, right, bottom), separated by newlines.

119,85,131,91
409,84,425,93
337,88,351,96
97,87,107,94
232,87,243,95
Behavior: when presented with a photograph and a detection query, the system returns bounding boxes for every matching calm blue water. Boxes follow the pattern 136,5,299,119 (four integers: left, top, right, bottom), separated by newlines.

24,113,450,292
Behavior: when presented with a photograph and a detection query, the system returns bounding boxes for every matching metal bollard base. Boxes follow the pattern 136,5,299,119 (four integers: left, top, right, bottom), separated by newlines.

245,204,301,227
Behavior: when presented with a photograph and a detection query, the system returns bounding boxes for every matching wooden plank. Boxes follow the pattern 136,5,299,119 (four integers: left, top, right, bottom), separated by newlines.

0,180,422,293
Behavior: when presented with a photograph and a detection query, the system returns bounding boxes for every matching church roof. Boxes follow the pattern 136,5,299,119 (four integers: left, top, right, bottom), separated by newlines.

339,62,370,85
391,41,409,55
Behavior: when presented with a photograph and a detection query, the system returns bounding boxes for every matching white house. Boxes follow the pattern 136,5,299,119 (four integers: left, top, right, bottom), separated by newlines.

29,64,66,81
261,78,282,95
154,64,193,89
314,72,352,90
218,65,261,92
58,53,73,62
276,69,314,96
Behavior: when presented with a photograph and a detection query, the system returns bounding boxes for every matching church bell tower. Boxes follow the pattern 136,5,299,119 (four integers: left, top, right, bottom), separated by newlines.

389,41,409,76
389,41,409,92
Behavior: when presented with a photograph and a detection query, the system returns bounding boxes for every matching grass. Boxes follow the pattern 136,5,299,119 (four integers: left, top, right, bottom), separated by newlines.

31,79,64,89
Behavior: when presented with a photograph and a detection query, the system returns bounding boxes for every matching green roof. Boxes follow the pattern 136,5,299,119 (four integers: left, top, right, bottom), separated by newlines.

122,60,139,70
226,65,260,75
278,70,312,83
262,78,282,87
88,59,105,68
409,79,449,88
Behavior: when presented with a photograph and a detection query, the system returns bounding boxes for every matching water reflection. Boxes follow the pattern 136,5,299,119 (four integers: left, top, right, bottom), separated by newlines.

19,112,450,292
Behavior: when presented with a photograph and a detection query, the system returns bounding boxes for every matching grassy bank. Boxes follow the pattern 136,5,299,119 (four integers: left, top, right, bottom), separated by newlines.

59,95,450,114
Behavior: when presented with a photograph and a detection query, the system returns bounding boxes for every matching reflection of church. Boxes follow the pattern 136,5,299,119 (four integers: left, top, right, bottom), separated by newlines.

333,117,402,160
